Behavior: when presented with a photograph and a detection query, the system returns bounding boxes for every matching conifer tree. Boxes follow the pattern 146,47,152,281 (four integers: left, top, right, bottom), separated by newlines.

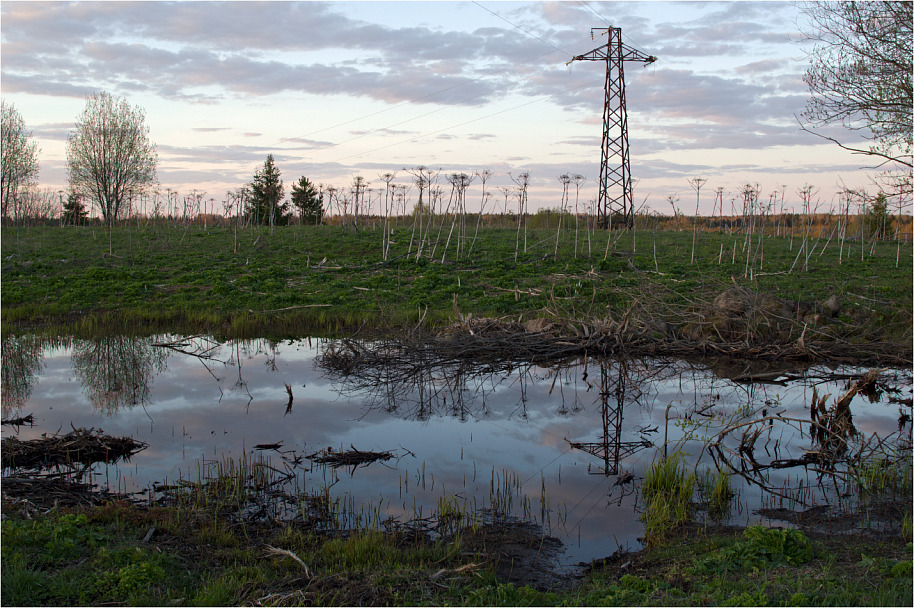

247,154,288,226
291,175,322,224
62,192,88,225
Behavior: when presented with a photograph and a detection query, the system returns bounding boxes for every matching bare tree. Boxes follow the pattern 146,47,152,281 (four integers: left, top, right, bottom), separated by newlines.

1,100,40,223
66,92,158,226
572,174,586,257
688,177,707,265
468,169,492,255
554,174,570,259
351,175,367,229
798,1,912,169
379,172,397,260
510,172,530,261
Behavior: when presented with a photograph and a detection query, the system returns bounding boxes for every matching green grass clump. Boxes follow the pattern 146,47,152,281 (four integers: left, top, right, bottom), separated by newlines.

854,455,912,500
698,467,734,521
640,454,696,542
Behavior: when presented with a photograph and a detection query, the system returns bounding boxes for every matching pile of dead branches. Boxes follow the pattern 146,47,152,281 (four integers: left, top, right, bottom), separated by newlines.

306,446,394,469
1,427,148,473
319,306,910,384
2,475,131,511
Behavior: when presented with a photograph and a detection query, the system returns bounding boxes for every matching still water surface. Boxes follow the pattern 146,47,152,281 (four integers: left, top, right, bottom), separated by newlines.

2,334,909,564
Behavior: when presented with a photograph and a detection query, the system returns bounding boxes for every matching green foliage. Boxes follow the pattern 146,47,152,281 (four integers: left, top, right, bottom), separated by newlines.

854,453,913,502
864,193,895,240
321,532,415,571
799,1,912,165
459,578,556,606
692,526,813,574
1,99,41,218
66,91,157,224
1,510,187,606
61,193,89,225
3,504,912,607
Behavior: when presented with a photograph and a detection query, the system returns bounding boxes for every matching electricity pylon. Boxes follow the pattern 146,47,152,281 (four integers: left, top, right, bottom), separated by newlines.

566,361,652,476
568,28,656,229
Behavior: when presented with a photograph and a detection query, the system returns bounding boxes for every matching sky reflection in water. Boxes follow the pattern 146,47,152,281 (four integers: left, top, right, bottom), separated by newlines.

2,334,908,564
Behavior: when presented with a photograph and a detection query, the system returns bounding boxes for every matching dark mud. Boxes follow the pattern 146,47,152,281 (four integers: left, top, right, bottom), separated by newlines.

450,521,581,592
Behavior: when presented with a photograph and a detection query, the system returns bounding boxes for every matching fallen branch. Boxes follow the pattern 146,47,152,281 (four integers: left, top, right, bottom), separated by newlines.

264,545,312,578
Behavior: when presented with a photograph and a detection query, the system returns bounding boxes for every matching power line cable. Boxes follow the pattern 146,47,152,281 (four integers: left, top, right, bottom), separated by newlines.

326,80,593,164
576,1,612,27
211,10,594,167
316,67,556,155
573,0,655,60
472,1,573,58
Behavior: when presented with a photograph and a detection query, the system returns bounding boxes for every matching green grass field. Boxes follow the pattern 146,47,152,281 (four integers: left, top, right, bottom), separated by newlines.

2,504,911,606
1,224,910,349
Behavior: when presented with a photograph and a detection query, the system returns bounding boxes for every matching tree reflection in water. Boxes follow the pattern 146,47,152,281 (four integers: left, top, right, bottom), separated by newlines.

71,335,168,415
1,335,65,415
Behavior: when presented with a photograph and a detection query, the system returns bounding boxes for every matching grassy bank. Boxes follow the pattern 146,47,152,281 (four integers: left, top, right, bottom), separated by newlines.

2,500,911,607
1,224,910,353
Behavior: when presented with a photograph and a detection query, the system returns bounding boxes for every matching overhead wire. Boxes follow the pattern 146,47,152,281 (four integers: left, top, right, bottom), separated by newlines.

576,0,612,27
229,45,569,160
320,2,599,166
472,1,574,58
574,0,656,62
310,64,564,157
327,81,593,164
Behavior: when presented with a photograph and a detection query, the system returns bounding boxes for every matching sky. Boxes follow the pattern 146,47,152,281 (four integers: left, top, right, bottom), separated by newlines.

0,0,886,215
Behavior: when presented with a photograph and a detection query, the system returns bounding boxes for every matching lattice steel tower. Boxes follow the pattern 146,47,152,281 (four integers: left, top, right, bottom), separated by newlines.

568,28,656,228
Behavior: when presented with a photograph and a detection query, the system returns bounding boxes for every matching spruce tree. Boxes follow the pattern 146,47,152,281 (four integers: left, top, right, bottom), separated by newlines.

62,192,88,225
247,154,288,226
291,176,322,224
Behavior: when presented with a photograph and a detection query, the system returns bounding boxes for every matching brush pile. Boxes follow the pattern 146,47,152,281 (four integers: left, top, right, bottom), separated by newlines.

2,427,148,474
319,305,909,384
306,446,394,469
2,476,127,511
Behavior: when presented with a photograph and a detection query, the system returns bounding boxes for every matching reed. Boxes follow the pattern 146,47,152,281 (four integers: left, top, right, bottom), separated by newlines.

640,452,695,543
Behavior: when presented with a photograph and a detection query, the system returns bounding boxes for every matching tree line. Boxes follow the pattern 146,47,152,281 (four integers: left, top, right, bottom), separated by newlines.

1,93,323,229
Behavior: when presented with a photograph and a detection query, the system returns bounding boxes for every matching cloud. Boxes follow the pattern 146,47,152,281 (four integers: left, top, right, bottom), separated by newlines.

278,137,335,149
348,128,417,137
0,2,548,107
557,135,601,147
735,59,790,74
30,122,72,141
